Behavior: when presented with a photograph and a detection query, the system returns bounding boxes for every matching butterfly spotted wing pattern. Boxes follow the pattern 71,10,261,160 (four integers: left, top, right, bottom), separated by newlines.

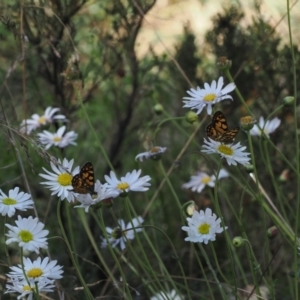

205,111,239,143
72,162,97,195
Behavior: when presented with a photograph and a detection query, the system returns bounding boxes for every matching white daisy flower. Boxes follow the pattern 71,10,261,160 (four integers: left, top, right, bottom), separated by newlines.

101,216,144,250
75,180,119,212
183,77,235,115
5,215,49,254
37,125,77,150
8,256,63,282
135,146,167,162
104,169,151,196
182,169,229,193
20,106,67,135
39,158,79,202
0,187,34,217
5,277,55,300
150,289,184,300
201,138,251,166
182,208,227,244
250,116,281,137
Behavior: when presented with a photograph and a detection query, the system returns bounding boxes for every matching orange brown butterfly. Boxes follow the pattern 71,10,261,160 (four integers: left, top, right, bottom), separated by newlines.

205,111,239,143
71,162,97,196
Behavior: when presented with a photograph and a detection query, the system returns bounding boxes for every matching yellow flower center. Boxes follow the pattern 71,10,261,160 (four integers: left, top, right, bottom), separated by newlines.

150,147,160,153
2,197,17,205
38,115,47,125
53,136,62,142
201,176,211,184
117,182,129,191
218,144,234,156
23,285,32,292
58,173,72,186
27,268,43,278
203,93,216,102
198,223,210,234
19,230,33,242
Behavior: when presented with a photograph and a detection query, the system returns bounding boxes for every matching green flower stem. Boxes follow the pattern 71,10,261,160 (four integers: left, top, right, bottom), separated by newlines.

242,238,262,297
233,166,294,246
287,1,300,298
262,136,296,173
124,198,179,295
34,282,41,300
142,120,204,218
262,140,290,221
77,209,126,293
19,249,41,299
192,244,215,298
65,202,79,266
115,247,158,297
158,160,185,220
4,215,11,266
210,183,249,288
96,209,132,299
210,162,239,296
249,173,295,245
153,113,186,143
223,69,251,115
74,88,114,170
88,210,131,297
198,244,228,300
56,200,94,299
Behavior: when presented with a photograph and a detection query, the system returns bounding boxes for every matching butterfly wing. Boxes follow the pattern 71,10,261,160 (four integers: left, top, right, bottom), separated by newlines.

71,162,96,195
213,111,229,134
206,111,239,143
214,127,240,143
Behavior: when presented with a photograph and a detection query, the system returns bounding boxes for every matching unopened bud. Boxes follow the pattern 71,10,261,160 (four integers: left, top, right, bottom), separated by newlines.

283,96,294,106
279,169,289,182
245,164,254,173
185,111,198,124
153,103,164,115
186,201,198,216
267,226,279,239
240,116,256,131
217,56,232,70
233,236,244,248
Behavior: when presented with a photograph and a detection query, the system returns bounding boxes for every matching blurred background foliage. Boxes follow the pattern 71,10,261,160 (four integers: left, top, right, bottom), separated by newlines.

0,0,299,298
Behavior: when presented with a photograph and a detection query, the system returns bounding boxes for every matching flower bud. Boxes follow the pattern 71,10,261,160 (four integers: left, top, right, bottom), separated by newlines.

240,116,256,131
244,164,254,173
217,56,232,70
185,201,198,216
232,236,244,248
283,96,294,106
267,226,279,239
153,103,164,115
279,169,289,182
185,111,198,124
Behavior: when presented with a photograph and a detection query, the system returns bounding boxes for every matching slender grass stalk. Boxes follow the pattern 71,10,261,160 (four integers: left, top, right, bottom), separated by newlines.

209,161,239,296
74,89,114,171
124,198,180,296
198,244,228,300
3,215,11,266
286,1,300,299
78,209,127,297
56,200,94,299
